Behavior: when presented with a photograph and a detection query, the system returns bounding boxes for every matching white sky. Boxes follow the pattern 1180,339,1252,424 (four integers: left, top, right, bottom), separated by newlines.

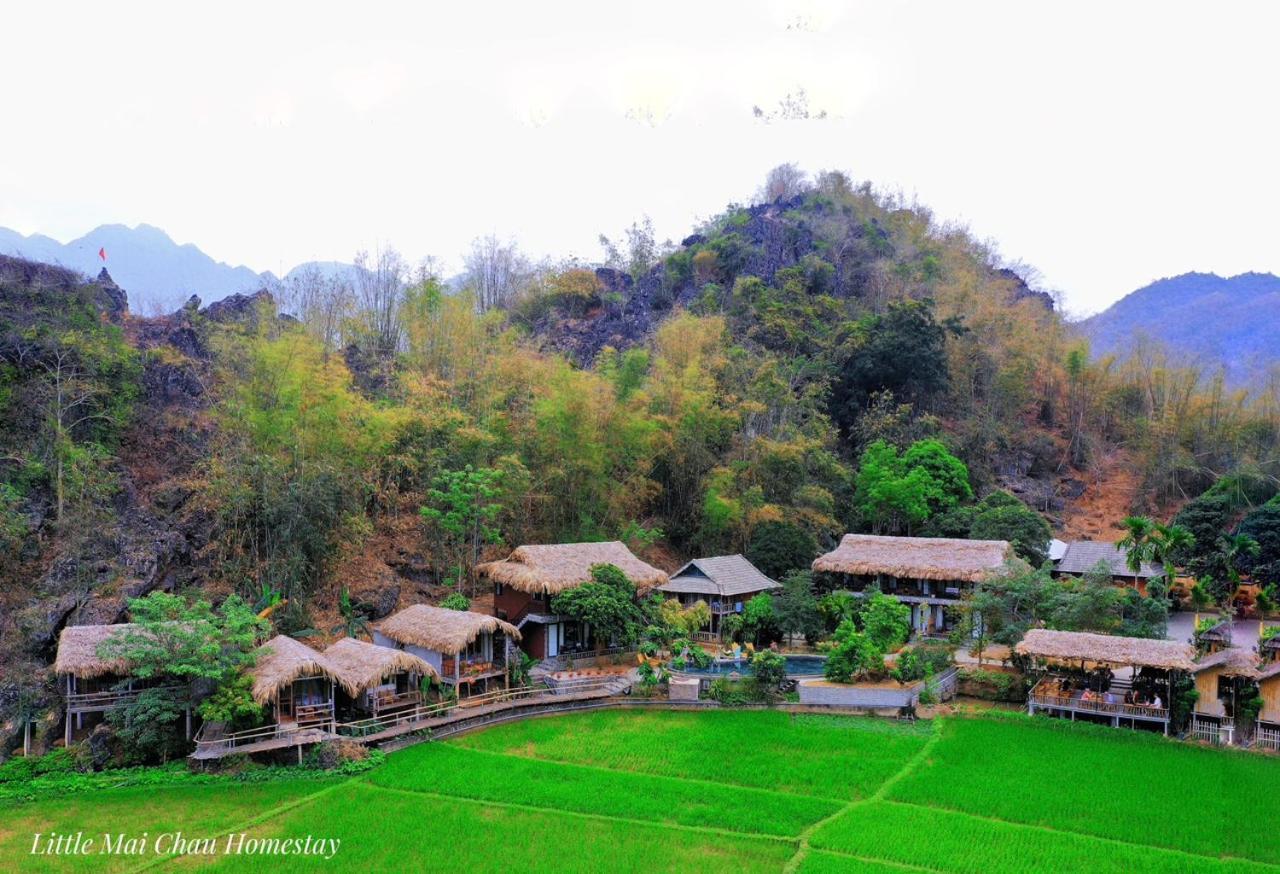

1,0,1276,316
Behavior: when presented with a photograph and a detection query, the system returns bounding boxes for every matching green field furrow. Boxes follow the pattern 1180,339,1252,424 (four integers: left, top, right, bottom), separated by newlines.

887,715,1280,865
809,800,1274,874
368,741,841,837
449,708,931,799
798,849,934,873
196,781,796,873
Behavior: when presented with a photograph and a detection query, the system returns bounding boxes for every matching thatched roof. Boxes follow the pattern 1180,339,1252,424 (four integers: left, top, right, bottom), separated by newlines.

1260,632,1280,654
476,541,668,595
660,555,780,598
323,637,437,692
54,623,137,679
250,635,353,705
1193,647,1259,678
1015,629,1197,670
812,534,1013,583
376,604,520,654
1257,661,1280,683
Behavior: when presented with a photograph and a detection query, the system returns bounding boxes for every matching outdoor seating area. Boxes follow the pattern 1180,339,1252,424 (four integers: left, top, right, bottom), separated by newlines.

1016,629,1195,734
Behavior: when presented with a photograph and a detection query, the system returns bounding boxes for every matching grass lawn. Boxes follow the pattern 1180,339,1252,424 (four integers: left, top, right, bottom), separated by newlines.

2,709,1278,872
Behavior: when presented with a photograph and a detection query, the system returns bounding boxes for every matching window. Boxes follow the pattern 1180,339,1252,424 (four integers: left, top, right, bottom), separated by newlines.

494,582,504,596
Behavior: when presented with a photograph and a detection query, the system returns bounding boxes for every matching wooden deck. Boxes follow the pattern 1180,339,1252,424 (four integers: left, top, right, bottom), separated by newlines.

191,675,633,760
1028,679,1169,731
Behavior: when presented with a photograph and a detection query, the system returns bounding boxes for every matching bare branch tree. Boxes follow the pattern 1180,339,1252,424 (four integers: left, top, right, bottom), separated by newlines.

464,235,529,313
352,248,408,355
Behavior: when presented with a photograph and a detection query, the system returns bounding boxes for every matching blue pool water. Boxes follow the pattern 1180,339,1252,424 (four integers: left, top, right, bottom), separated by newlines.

673,654,827,677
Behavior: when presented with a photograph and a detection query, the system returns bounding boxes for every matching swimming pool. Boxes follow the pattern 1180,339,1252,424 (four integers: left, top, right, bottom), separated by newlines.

672,654,827,677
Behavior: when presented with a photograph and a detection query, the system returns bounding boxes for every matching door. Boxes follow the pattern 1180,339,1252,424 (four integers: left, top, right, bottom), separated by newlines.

546,623,560,657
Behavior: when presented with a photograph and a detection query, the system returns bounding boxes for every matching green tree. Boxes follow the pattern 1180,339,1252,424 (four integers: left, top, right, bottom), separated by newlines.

420,464,508,596
550,563,647,647
862,591,911,651
774,570,823,643
746,520,817,580
99,592,267,762
968,492,1052,565
823,620,886,683
741,593,779,646
853,439,971,534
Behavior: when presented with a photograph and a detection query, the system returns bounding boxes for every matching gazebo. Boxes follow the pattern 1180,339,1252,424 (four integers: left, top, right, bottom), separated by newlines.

1016,629,1197,734
374,604,521,693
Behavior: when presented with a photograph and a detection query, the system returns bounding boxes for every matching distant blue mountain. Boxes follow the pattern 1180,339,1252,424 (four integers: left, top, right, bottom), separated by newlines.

0,224,354,313
1081,272,1280,387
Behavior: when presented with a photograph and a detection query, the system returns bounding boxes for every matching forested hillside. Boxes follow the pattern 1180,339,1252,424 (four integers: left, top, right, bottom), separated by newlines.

3,167,1279,746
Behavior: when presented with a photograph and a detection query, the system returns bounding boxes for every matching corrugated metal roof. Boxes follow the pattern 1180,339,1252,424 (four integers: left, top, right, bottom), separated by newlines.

1055,541,1162,579
658,555,780,598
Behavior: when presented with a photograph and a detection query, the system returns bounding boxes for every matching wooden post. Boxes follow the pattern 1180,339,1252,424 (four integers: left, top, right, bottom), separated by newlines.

185,707,192,741
24,720,31,756
64,709,71,747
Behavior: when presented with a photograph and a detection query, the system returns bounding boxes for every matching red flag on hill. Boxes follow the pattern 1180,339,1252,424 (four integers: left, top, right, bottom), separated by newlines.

98,247,106,261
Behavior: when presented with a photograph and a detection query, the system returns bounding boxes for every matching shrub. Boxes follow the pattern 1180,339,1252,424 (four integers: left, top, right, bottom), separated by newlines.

891,642,953,684
750,650,787,698
307,740,370,770
824,621,886,683
707,678,754,705
440,592,470,611
957,668,1027,702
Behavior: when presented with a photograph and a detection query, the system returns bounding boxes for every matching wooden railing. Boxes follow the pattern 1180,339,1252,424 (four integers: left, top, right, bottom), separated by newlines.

1030,681,1169,720
66,685,183,711
1254,725,1280,752
333,677,627,739
373,690,422,712
192,719,335,756
1190,717,1234,745
294,703,334,724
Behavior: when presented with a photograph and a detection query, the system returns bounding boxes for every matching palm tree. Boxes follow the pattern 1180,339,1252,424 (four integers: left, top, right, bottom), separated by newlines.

1218,533,1261,591
1118,516,1156,579
331,587,371,639
1150,523,1195,593
1189,578,1214,625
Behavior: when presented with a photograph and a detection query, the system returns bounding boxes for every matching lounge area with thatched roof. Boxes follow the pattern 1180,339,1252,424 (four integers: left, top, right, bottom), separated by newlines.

323,637,437,715
1017,629,1198,734
482,542,668,660
373,604,521,691
812,534,1013,636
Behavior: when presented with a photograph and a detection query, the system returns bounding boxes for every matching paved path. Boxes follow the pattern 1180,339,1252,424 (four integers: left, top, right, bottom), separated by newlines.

1166,611,1271,648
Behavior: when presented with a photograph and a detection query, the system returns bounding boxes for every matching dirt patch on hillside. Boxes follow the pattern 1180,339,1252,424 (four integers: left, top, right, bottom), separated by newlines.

1059,449,1141,539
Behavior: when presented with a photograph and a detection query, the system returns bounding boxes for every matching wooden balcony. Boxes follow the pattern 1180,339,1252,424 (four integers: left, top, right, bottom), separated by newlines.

371,689,422,713
1028,679,1169,724
66,685,183,714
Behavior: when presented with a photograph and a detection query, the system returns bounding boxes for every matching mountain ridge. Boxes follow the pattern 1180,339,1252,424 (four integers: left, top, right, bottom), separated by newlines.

0,223,352,313
1081,271,1280,386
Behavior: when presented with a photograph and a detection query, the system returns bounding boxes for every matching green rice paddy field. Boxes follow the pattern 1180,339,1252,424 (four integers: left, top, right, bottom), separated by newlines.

4,709,1280,872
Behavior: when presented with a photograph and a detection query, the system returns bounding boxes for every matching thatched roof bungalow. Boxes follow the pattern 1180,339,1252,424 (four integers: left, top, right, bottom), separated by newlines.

482,542,668,661
813,534,1012,583
478,541,668,595
1015,629,1196,671
251,635,348,724
1053,541,1162,591
374,604,521,689
812,534,1013,636
323,637,436,715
